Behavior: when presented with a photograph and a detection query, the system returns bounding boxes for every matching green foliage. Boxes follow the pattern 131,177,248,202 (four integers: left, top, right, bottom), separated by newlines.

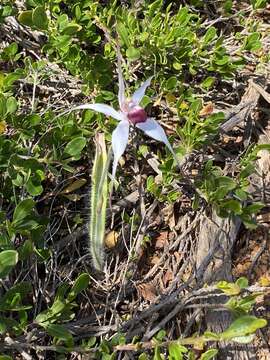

197,145,268,228
168,342,187,360
220,316,267,341
0,0,269,358
243,32,262,52
35,273,90,347
250,0,267,9
0,250,18,278
176,99,225,153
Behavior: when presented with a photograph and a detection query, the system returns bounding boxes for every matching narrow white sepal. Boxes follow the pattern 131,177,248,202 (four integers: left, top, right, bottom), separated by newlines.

118,66,126,111
111,120,130,180
136,118,178,163
71,103,125,122
131,76,153,106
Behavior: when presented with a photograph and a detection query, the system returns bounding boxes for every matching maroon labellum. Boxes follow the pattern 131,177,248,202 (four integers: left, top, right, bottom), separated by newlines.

127,106,147,125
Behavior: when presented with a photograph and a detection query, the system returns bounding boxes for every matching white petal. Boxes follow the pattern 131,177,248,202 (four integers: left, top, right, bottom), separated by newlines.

111,120,130,180
71,104,125,122
136,118,178,163
131,77,153,106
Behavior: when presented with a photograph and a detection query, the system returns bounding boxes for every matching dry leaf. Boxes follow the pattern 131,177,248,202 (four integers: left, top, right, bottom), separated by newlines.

60,179,87,194
63,194,82,201
161,203,175,229
191,169,198,176
105,230,119,249
0,121,6,134
137,283,157,302
258,213,270,223
166,93,177,105
199,102,214,116
163,269,173,287
150,256,161,265
259,275,270,287
155,231,169,249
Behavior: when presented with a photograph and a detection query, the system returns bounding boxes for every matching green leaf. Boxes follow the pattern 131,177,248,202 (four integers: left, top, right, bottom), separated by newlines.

0,250,18,278
0,282,32,311
116,22,130,47
200,349,218,360
168,342,187,360
217,281,241,296
235,188,248,201
236,277,248,289
231,334,255,343
67,273,90,301
126,47,141,61
45,323,74,347
244,202,264,215
154,346,163,360
6,97,17,114
2,42,18,60
148,0,163,17
221,316,267,340
217,176,236,190
203,331,220,341
166,76,177,90
244,32,261,52
61,24,82,35
236,294,258,312
18,11,33,27
240,163,255,178
64,136,86,157
26,178,43,196
18,239,34,260
0,356,13,360
221,199,242,215
251,0,267,9
202,77,215,89
203,27,217,44
32,6,48,30
13,199,35,225
138,354,148,360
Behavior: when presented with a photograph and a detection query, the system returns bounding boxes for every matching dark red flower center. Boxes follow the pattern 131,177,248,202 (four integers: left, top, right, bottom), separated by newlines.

127,106,147,125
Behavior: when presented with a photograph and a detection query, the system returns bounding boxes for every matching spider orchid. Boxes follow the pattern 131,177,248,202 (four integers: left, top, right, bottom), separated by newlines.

69,60,177,180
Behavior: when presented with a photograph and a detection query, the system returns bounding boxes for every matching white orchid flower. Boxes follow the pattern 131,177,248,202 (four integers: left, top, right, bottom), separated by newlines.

69,60,177,180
